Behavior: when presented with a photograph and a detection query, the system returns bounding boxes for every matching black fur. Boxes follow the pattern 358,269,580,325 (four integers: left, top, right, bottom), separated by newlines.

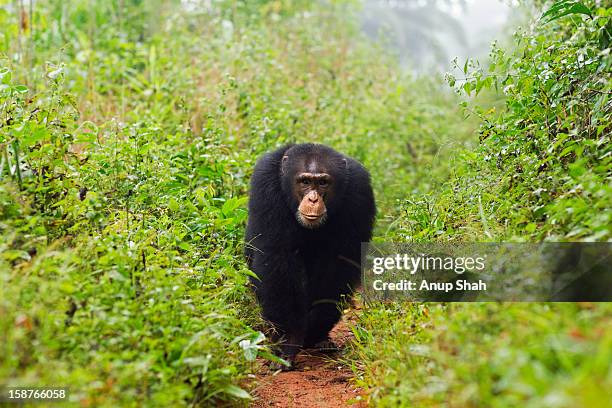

245,143,376,363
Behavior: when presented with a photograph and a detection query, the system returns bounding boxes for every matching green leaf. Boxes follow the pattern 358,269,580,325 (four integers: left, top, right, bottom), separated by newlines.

221,196,247,216
168,197,180,211
183,356,210,367
541,1,592,24
221,385,251,400
463,82,472,96
559,143,576,158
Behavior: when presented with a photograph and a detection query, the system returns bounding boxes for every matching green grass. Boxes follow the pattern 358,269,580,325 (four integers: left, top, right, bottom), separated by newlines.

0,0,474,404
1,0,610,406
350,2,611,407
351,302,612,407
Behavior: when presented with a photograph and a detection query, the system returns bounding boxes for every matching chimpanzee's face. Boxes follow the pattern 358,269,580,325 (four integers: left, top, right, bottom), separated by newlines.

293,167,332,228
282,151,344,229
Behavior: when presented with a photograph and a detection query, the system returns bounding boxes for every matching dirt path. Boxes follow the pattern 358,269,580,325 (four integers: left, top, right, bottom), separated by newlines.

251,310,366,407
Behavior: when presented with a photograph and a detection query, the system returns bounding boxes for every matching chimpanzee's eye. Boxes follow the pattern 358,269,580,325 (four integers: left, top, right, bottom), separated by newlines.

301,179,310,185
319,180,328,186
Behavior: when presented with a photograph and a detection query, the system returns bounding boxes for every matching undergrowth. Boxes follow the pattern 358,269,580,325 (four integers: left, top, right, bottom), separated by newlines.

1,0,610,406
352,2,611,407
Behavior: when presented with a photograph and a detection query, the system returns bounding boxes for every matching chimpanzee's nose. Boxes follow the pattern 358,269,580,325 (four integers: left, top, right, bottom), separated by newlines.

308,192,318,203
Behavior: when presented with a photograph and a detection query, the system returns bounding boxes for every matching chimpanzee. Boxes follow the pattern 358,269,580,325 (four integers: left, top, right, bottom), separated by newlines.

245,143,376,368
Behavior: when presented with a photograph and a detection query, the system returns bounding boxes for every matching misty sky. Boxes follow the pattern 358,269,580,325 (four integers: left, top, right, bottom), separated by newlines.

361,0,514,71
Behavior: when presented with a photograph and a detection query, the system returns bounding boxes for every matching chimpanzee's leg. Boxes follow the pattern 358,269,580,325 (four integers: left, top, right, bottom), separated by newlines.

303,301,342,349
251,249,308,364
303,251,360,348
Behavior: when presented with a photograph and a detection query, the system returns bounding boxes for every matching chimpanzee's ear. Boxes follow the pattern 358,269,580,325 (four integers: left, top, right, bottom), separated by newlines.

281,155,289,175
342,158,348,169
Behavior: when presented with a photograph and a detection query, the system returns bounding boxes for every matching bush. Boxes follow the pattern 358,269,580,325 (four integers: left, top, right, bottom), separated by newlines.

407,0,611,242
0,0,472,404
354,2,612,406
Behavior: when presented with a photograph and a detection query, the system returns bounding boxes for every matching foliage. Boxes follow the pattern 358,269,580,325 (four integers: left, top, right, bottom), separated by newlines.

0,0,474,405
1,0,610,406
407,0,611,241
352,302,612,407
352,2,612,407
1,53,266,405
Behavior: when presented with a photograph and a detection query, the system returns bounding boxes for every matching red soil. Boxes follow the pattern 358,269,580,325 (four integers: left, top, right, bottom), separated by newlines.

251,312,366,408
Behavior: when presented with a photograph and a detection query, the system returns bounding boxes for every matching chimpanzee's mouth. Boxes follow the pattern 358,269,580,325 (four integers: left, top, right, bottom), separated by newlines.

300,213,322,220
296,211,328,228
